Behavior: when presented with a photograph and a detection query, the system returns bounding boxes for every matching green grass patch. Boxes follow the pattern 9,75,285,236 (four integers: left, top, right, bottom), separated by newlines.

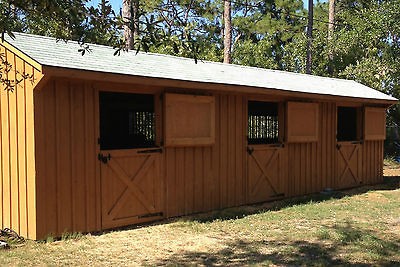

0,185,399,266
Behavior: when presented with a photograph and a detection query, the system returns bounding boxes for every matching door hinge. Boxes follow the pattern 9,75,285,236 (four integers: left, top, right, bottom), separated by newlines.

98,153,111,164
138,212,163,219
247,146,254,155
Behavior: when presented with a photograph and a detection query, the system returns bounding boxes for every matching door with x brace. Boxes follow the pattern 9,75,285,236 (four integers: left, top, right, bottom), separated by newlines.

247,145,285,204
336,142,362,189
100,149,164,229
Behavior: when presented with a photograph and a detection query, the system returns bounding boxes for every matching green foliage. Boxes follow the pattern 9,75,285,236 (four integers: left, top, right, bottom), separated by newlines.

1,0,399,123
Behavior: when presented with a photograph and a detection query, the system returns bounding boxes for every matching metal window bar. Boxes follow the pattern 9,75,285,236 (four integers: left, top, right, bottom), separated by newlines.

130,111,155,143
248,115,278,144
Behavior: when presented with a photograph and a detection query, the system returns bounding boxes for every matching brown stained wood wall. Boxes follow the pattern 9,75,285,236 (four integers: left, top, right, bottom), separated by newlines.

165,94,247,217
32,78,386,239
252,102,336,199
34,79,100,238
0,45,40,239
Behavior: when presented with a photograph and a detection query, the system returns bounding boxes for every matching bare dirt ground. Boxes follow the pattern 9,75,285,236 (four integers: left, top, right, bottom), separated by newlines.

384,167,400,177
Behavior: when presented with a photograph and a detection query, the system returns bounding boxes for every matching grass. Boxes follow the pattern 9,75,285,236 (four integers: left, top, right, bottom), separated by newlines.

0,178,399,265
384,156,400,169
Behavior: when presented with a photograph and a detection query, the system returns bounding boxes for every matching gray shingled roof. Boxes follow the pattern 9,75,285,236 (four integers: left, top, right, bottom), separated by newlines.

4,32,397,102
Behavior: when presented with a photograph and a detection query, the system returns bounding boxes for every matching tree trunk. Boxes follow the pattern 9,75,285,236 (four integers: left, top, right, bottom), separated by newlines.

223,0,232,64
306,0,313,74
133,0,139,41
122,0,134,49
328,0,335,74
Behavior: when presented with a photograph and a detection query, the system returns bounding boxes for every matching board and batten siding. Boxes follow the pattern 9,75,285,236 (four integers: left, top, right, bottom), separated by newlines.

32,77,386,238
0,44,41,239
165,94,247,217
34,79,100,238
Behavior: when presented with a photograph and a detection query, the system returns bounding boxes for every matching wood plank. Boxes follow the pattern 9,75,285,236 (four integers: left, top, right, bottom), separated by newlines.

93,87,101,231
211,95,220,209
176,148,185,215
219,95,228,208
235,95,244,205
55,80,72,234
228,95,235,206
0,46,3,228
193,147,203,213
24,63,37,239
1,47,11,230
71,83,87,232
184,148,194,214
7,51,19,232
84,83,97,231
165,148,177,217
16,56,27,237
43,81,58,235
322,104,327,189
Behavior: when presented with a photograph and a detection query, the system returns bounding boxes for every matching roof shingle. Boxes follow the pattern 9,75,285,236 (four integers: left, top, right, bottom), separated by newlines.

3,32,397,102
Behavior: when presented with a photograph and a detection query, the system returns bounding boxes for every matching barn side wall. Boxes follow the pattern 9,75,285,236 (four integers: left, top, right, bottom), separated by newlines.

34,79,100,239
0,45,40,239
33,78,386,239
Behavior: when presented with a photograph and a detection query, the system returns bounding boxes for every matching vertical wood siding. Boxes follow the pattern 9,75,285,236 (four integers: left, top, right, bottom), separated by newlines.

34,79,100,238
362,140,384,184
4,67,384,239
165,94,247,217
0,45,40,239
285,103,337,197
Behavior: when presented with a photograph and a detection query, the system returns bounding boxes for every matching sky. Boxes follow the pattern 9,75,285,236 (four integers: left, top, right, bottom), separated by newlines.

88,0,328,12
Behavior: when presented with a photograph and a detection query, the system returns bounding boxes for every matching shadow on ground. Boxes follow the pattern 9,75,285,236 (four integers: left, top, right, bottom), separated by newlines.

95,176,399,239
173,176,400,224
150,222,400,266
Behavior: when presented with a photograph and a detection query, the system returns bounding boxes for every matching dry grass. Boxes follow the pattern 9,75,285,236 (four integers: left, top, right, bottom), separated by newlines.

0,170,399,266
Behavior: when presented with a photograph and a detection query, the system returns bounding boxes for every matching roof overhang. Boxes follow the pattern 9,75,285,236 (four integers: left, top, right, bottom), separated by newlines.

1,38,42,72
42,65,398,107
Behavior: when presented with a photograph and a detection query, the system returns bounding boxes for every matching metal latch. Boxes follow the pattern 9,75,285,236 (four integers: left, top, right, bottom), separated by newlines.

98,153,111,164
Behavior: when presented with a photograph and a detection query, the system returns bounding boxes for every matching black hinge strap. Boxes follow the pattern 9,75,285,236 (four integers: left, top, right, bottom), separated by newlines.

137,148,163,154
138,212,163,219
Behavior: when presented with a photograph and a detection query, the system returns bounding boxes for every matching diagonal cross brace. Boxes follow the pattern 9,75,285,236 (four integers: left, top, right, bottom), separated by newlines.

250,149,280,196
338,145,360,184
106,155,157,220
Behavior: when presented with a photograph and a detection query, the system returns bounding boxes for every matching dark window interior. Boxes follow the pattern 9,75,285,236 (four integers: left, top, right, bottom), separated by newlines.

248,101,279,144
100,92,155,150
337,107,359,141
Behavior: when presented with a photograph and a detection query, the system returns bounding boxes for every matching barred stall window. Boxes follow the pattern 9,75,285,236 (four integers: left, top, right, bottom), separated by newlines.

248,101,279,144
100,92,155,150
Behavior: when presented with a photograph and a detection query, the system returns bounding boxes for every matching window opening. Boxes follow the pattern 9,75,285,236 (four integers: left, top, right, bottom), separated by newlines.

100,92,155,150
248,101,279,144
337,106,359,141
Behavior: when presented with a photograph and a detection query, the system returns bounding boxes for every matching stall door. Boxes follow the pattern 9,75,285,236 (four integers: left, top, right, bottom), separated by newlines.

247,146,285,203
100,149,163,229
98,91,164,229
336,142,362,189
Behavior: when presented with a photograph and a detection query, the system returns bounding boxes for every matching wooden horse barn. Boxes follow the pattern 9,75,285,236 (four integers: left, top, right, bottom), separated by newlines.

0,33,397,240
